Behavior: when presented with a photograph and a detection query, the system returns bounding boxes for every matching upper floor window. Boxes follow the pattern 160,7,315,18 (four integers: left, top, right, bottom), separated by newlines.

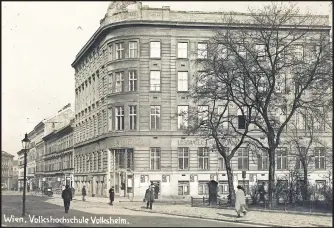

129,41,138,58
178,42,188,58
150,71,160,92
177,72,188,92
314,147,325,169
115,107,124,131
116,43,124,59
198,43,208,59
276,148,288,170
108,44,113,60
129,105,137,130
115,72,124,93
238,147,249,170
257,150,268,170
237,45,247,58
150,106,160,129
256,44,266,61
293,45,304,61
150,147,161,170
108,108,112,132
178,147,189,170
198,105,209,121
198,147,209,170
237,107,248,130
129,71,137,92
217,43,228,59
150,41,161,58
177,106,188,130
108,73,113,92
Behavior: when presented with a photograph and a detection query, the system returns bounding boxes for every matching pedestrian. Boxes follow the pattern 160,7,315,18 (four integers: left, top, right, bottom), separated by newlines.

144,186,155,210
235,185,247,218
82,186,86,201
61,185,72,213
71,186,75,197
109,186,115,206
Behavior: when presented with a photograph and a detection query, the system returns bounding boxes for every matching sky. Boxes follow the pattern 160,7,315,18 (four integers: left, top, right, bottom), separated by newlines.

2,1,332,158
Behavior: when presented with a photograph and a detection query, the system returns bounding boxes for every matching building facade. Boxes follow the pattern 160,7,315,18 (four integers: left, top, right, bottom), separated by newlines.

17,149,25,191
34,121,46,189
71,1,332,198
27,130,37,191
1,151,15,190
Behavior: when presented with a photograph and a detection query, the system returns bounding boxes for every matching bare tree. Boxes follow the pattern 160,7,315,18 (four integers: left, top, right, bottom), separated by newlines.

192,2,332,207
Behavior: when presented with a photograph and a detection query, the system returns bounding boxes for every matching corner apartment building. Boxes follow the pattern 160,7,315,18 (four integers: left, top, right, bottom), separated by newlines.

1,151,15,190
71,1,332,198
17,149,25,191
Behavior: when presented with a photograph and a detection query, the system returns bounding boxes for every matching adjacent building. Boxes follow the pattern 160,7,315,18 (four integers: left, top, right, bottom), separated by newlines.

43,119,75,190
17,149,25,191
71,1,332,198
1,151,15,190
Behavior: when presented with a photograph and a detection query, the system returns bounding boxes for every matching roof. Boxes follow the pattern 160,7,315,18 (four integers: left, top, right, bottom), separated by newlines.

2,151,14,158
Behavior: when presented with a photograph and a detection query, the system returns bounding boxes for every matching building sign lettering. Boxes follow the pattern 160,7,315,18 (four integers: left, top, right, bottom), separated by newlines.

113,138,144,147
177,139,207,146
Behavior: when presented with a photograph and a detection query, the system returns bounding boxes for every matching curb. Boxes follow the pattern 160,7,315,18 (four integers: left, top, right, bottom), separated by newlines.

123,207,283,227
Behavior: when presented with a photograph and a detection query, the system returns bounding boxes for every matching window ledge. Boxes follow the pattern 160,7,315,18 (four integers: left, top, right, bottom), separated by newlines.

150,57,161,60
149,91,161,93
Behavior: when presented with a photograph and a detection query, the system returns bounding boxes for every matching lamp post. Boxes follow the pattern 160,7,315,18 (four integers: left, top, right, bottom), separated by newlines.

21,133,30,217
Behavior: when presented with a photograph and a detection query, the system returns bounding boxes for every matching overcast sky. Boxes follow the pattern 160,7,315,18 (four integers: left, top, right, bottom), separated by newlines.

2,1,332,158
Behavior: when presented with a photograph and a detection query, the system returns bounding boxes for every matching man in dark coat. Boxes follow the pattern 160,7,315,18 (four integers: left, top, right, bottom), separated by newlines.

82,186,86,201
61,185,72,213
144,186,155,210
109,186,115,206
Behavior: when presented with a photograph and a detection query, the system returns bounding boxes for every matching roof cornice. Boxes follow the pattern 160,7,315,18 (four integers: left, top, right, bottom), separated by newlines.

71,20,331,67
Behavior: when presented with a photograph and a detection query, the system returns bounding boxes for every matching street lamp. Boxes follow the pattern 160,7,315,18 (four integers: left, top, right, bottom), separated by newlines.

21,133,30,217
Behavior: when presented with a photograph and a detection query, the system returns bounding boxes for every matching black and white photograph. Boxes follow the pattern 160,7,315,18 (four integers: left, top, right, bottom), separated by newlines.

2,1,333,227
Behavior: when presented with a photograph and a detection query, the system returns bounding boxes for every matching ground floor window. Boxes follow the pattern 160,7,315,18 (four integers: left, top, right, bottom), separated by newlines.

198,181,209,195
218,181,229,195
178,181,190,195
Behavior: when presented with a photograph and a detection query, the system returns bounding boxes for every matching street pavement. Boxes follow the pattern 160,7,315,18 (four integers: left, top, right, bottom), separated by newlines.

1,194,255,227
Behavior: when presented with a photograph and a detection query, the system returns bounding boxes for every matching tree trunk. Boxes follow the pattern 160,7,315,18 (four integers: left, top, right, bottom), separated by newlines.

268,150,276,208
303,166,309,201
225,159,235,207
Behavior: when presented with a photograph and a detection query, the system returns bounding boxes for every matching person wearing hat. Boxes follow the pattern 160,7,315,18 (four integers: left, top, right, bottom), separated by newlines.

109,186,115,205
82,186,86,201
61,185,72,213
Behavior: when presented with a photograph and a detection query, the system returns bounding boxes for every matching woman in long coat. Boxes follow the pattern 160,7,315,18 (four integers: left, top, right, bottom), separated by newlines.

235,185,247,217
109,187,115,205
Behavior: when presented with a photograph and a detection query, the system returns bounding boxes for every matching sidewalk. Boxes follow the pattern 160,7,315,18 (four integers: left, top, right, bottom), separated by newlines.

122,203,332,227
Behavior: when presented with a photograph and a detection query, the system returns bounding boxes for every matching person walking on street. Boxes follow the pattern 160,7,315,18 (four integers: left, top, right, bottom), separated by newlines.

82,186,86,201
61,185,72,213
109,186,115,206
144,186,155,210
235,185,247,218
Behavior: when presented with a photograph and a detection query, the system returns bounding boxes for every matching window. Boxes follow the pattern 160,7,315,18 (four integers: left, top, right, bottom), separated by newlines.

178,147,189,170
150,71,160,91
275,74,286,93
150,148,161,170
108,108,112,131
129,71,137,92
218,155,226,170
238,148,249,170
197,72,207,88
178,42,188,58
198,147,209,170
314,147,325,169
108,44,113,60
314,107,325,131
178,106,188,130
178,181,190,195
295,147,305,169
218,181,229,195
256,44,266,60
177,72,188,91
238,180,250,195
217,43,228,59
128,41,138,58
257,150,268,170
276,148,288,170
294,45,304,61
315,180,326,191
237,45,246,58
197,43,207,59
218,105,229,128
150,106,160,129
129,105,137,130
198,181,209,195
115,107,124,131
237,107,248,129
115,72,124,93
108,73,113,92
295,111,306,130
150,41,161,58
116,43,124,59
198,105,208,121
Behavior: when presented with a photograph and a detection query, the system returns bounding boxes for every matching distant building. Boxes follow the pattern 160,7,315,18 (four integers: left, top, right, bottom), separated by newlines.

2,151,15,190
12,160,19,190
17,150,25,191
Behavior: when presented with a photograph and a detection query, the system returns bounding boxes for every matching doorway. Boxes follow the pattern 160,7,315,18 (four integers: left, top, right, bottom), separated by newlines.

151,181,161,199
